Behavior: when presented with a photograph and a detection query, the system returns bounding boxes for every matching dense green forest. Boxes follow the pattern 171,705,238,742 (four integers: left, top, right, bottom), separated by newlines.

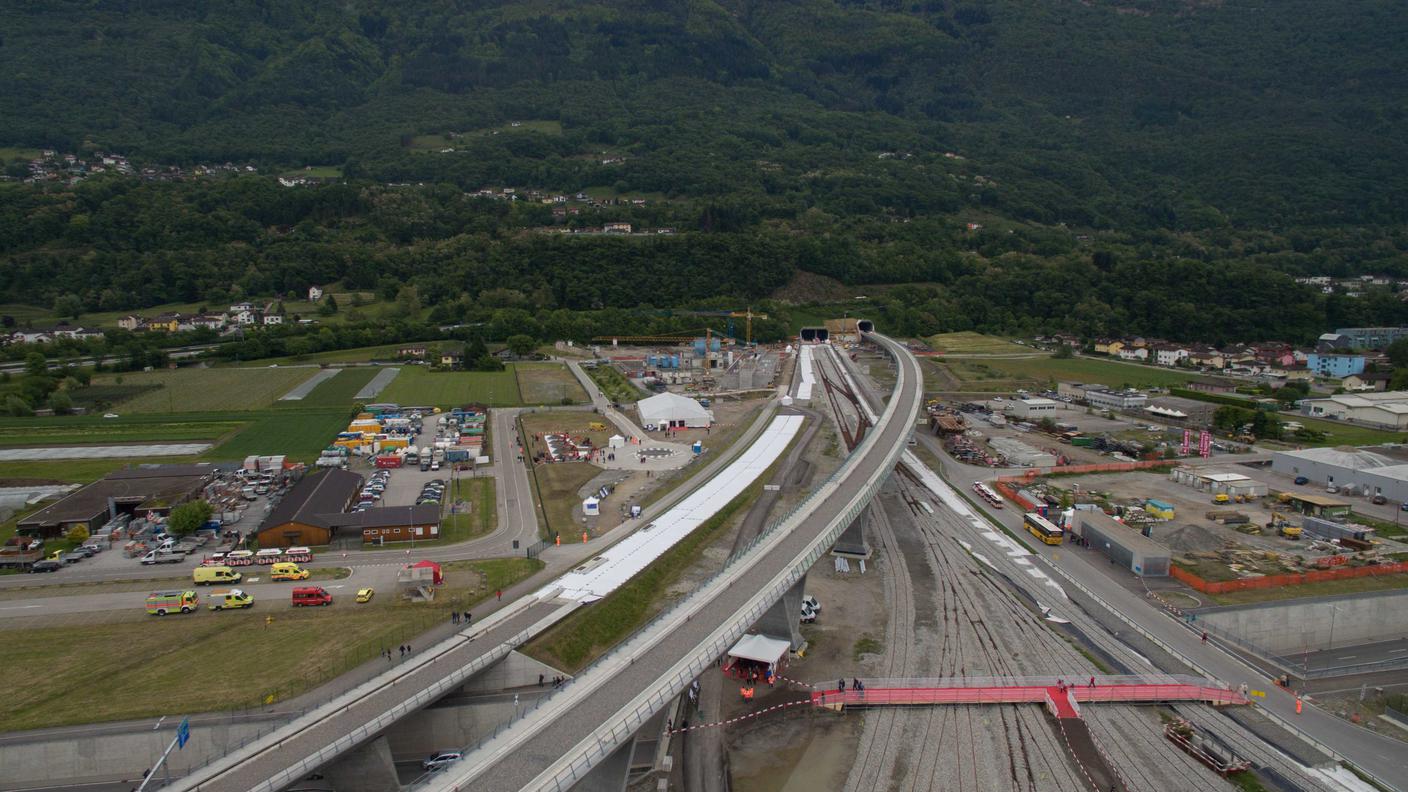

2,0,1407,344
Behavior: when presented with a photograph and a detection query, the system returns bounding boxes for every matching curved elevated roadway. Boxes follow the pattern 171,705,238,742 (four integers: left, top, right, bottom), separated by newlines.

162,331,919,792
422,331,923,792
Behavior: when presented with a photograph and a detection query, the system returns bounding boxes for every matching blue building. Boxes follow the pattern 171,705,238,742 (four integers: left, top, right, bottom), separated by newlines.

1306,353,1366,379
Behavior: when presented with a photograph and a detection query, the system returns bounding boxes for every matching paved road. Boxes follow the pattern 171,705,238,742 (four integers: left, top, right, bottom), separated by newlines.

431,335,922,792
149,383,789,791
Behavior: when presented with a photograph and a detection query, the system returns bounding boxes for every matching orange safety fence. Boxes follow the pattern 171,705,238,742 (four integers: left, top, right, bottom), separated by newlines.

1171,560,1408,594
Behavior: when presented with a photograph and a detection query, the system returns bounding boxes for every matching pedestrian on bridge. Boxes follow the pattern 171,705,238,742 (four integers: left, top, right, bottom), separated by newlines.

465,611,472,624
838,678,846,692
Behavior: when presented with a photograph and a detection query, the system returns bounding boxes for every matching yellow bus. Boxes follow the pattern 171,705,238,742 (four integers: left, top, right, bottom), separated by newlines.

1023,512,1064,545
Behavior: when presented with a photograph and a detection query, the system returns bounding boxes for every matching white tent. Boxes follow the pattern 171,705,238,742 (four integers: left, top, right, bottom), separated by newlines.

727,633,790,665
637,391,712,429
582,496,600,516
608,434,626,448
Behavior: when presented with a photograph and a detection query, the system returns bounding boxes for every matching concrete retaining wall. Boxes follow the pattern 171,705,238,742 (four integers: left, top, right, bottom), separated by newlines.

1197,589,1408,655
0,717,278,790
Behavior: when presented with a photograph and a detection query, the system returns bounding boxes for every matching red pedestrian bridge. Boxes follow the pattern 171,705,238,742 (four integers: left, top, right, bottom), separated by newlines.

811,674,1248,719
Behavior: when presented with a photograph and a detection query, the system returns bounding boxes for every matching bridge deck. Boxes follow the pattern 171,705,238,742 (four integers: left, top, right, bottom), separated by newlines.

434,334,923,792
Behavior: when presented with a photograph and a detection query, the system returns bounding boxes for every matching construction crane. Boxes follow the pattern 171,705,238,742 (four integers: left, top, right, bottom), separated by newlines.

680,308,769,344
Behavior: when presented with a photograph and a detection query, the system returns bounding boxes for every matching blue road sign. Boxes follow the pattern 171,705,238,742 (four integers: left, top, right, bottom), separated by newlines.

176,718,190,750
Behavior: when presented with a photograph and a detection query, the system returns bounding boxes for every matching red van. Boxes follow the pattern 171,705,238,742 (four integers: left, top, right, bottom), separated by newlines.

291,586,333,607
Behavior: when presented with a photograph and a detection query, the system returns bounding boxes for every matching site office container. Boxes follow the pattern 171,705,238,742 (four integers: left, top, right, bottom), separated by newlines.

375,454,404,468
145,590,199,616
291,586,333,606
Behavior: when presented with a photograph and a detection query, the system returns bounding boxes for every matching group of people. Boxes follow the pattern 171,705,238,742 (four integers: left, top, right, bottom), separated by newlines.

450,611,472,625
837,678,865,693
383,644,414,660
1054,677,1098,693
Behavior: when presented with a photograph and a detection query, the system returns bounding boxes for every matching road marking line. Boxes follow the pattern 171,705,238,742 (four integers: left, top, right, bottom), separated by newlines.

153,715,166,730
0,605,42,610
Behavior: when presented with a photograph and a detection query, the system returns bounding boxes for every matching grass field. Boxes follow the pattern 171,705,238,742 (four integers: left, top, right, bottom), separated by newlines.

939,354,1197,391
95,368,321,413
515,362,588,405
926,332,1026,354
273,368,378,408
0,457,201,486
378,365,522,407
0,146,43,162
530,463,601,542
0,557,541,731
204,410,351,462
439,477,498,544
1269,414,1406,448
0,417,244,447
585,364,646,403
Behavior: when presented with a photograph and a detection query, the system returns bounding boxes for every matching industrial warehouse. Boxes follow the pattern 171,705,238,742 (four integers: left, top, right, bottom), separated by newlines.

256,468,441,547
16,464,219,539
1271,445,1408,504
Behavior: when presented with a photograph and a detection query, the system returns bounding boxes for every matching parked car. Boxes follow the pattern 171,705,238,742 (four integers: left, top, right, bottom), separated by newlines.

1372,494,1388,505
355,587,375,603
1294,476,1309,485
29,559,61,573
423,752,461,771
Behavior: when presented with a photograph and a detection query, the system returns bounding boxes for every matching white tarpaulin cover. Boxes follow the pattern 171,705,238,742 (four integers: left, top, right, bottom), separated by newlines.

547,414,804,602
795,345,816,400
728,633,791,665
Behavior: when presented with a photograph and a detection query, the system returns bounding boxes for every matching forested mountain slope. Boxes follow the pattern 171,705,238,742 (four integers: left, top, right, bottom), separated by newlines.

2,0,1406,342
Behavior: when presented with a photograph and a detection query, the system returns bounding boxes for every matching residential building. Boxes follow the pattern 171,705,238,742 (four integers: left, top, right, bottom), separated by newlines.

262,314,284,326
1342,372,1392,392
1317,332,1352,351
1306,353,1366,379
17,464,216,539
1117,347,1148,362
399,345,428,359
308,285,324,302
1094,339,1124,356
232,310,257,325
229,302,253,314
117,315,144,331
1084,389,1149,411
193,315,226,330
1334,327,1408,350
603,222,632,234
9,330,52,344
1301,391,1408,429
1186,347,1225,369
146,314,181,333
1153,346,1189,367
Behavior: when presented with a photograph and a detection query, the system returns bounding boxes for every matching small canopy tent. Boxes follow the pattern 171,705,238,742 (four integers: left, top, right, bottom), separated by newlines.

582,496,600,516
724,633,791,680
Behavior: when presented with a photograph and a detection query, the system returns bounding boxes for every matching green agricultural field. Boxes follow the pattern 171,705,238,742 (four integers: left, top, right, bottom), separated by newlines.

274,368,378,408
585,364,647,403
0,417,244,447
0,457,201,486
204,410,352,462
926,332,1026,354
378,365,522,407
939,355,1197,391
97,367,321,412
515,362,588,405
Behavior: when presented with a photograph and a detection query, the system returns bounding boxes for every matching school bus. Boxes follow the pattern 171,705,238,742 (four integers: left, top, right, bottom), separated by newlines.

1023,512,1065,546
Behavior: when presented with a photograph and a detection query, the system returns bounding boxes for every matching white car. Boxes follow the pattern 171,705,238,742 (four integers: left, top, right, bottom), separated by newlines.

423,752,462,771
802,595,821,613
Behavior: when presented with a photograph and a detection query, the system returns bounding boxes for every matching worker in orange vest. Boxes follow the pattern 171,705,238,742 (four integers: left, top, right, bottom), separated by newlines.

741,686,754,701
1295,695,1303,715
